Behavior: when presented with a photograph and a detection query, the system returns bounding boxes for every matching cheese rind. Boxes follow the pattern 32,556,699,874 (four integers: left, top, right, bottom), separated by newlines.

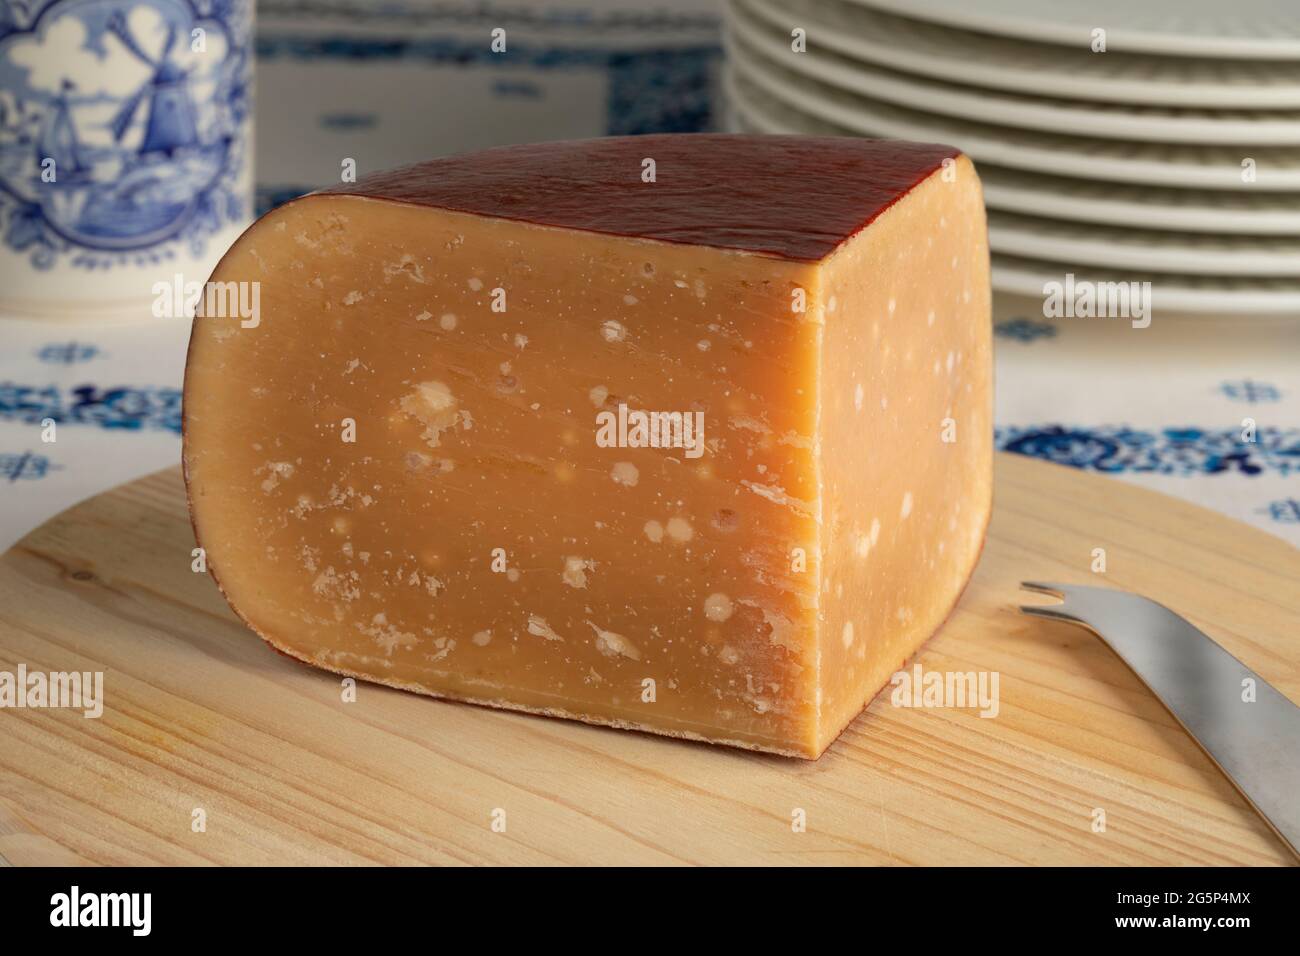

183,134,991,758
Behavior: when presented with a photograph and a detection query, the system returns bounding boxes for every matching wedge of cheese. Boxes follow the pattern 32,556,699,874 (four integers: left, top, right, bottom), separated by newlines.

183,134,991,758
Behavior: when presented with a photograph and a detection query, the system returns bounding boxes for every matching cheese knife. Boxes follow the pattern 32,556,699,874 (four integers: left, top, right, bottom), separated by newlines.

1020,581,1300,858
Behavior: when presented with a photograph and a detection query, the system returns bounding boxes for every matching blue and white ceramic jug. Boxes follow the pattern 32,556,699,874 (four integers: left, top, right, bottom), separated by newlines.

0,0,253,321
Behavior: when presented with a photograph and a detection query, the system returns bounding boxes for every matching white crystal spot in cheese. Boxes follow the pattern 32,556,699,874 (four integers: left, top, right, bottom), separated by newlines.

506,568,520,582
719,645,740,665
383,254,426,283
601,320,626,343
467,277,483,292
514,334,528,349
562,556,593,589
740,481,813,518
343,290,363,306
527,614,564,642
440,312,457,330
400,381,460,448
623,294,639,306
611,462,639,487
414,310,432,322
665,516,693,543
841,621,854,649
257,460,294,493
854,532,870,558
901,491,914,520
643,520,664,543
589,384,609,407
358,612,417,655
697,339,710,351
589,622,640,661
704,592,734,622
471,630,492,647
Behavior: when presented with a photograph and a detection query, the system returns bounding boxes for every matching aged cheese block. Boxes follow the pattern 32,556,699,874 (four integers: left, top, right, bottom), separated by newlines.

183,134,992,758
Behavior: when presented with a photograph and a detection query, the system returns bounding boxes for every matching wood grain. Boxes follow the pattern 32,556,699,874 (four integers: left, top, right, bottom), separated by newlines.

0,454,1295,866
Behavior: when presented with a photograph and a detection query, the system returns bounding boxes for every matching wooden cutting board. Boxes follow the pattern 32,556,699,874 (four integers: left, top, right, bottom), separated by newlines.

0,454,1295,866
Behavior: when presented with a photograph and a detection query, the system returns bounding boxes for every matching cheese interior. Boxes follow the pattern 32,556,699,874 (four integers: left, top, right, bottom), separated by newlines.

183,156,990,757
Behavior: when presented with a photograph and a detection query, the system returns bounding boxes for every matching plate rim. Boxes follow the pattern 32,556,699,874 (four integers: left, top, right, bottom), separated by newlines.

844,0,1300,60
738,0,1300,108
727,3,1300,145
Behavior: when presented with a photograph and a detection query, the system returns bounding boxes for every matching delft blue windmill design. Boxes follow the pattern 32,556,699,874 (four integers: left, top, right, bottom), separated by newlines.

106,11,198,157
39,78,91,179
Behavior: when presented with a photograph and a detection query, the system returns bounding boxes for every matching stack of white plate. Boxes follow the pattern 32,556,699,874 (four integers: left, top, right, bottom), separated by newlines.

721,0,1300,314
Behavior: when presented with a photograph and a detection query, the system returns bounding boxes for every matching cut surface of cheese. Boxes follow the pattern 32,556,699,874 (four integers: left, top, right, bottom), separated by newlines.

183,134,992,758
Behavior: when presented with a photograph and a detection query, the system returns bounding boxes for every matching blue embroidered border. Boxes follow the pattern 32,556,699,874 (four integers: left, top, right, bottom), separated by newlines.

0,383,182,435
997,425,1300,477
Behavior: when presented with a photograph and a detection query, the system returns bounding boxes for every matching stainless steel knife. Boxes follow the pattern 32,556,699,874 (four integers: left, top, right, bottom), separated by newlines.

1020,581,1300,858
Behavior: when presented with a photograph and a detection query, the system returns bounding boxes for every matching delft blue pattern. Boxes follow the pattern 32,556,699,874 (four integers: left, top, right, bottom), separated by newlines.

997,425,1300,477
1259,499,1300,523
1218,379,1282,403
0,0,251,269
35,341,103,363
0,449,61,480
993,317,1057,342
0,381,182,433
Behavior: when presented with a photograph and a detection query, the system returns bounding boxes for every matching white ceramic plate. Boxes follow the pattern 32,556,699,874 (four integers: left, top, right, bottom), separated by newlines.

738,0,1300,108
991,254,1300,314
726,71,1300,235
980,168,1300,236
847,0,1300,60
725,40,1300,190
729,0,1300,142
988,211,1300,277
